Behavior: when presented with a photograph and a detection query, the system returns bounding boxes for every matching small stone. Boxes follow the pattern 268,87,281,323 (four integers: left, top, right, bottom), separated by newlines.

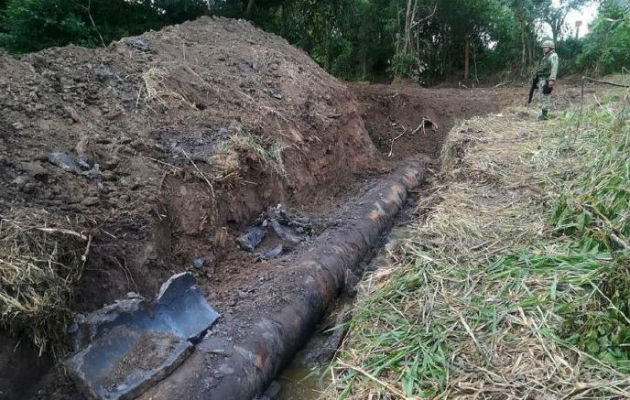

21,161,48,179
102,170,116,181
64,106,80,122
257,245,283,260
11,122,24,130
124,38,150,52
12,175,28,187
193,258,205,269
236,226,267,251
82,196,99,206
48,152,76,172
75,155,92,171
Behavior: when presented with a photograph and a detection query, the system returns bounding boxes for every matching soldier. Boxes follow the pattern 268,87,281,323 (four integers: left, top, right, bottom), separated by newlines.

534,39,559,120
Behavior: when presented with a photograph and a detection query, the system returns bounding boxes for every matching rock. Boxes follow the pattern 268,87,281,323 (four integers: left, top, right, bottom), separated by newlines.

79,164,102,180
270,219,303,245
193,258,205,269
11,122,24,130
75,155,92,171
47,152,76,172
20,161,48,180
81,196,99,206
63,106,80,122
236,226,267,251
258,245,283,260
123,38,150,52
102,170,116,181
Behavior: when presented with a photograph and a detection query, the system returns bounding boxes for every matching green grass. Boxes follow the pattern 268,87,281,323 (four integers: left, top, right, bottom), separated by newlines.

327,88,630,399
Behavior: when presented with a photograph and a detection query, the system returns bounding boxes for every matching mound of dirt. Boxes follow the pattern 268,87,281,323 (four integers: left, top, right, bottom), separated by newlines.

0,16,381,313
0,16,385,396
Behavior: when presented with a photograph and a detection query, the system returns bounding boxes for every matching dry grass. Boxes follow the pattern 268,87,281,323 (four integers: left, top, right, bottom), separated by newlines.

325,89,630,399
0,209,90,357
140,67,196,109
217,129,288,177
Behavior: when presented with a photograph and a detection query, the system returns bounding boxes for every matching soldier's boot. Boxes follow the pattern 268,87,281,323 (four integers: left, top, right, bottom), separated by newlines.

537,109,549,120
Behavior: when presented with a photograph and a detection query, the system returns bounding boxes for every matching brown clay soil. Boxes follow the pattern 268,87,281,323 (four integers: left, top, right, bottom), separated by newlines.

0,16,531,400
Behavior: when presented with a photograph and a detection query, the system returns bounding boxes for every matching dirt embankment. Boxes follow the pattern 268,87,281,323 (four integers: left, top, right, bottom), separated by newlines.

351,83,520,161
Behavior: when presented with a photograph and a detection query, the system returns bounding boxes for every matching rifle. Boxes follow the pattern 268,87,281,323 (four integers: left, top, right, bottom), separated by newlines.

528,76,539,104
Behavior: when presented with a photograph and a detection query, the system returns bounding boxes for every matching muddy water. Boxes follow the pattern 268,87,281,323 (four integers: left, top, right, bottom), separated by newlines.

276,358,327,399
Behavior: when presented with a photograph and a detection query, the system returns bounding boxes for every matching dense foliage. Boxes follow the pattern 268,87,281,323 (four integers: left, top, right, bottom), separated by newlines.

0,0,628,81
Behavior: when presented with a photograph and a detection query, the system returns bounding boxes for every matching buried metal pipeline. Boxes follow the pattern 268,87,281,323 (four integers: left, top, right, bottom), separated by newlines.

139,161,425,400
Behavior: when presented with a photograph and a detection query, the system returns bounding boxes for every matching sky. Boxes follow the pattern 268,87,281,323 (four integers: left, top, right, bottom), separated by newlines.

564,1,599,38
540,0,599,39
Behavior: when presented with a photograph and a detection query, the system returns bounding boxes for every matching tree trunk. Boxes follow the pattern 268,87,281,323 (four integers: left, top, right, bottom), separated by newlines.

520,25,526,72
403,0,413,53
464,38,470,80
245,0,255,16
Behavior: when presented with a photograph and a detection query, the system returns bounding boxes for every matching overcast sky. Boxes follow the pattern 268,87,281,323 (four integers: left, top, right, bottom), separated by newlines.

541,0,599,39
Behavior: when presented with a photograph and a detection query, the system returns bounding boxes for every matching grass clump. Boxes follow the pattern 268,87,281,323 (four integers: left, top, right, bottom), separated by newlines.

0,209,90,357
218,129,288,177
326,85,630,399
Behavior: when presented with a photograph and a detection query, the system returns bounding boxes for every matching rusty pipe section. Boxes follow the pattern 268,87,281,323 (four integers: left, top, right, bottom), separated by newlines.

139,162,425,400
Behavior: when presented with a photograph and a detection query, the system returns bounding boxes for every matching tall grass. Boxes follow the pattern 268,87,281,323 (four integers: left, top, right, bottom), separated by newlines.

326,87,630,399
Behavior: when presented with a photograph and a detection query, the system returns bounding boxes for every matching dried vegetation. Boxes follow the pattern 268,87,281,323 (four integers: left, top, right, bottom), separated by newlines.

327,83,630,399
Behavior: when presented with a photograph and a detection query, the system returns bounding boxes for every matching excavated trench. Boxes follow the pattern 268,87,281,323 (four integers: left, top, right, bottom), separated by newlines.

82,86,512,400
1,33,515,398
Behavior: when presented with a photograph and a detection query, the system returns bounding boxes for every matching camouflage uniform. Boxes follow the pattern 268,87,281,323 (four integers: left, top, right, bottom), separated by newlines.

535,41,559,118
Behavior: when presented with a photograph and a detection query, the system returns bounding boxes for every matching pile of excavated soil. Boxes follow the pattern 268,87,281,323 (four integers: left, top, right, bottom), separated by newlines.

0,16,383,398
0,16,381,312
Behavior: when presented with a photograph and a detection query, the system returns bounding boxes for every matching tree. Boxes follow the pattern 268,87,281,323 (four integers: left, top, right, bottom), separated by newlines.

0,0,208,53
540,0,589,43
577,0,630,75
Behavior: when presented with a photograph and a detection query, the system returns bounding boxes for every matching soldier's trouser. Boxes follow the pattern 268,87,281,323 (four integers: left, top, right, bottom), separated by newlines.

537,78,551,112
